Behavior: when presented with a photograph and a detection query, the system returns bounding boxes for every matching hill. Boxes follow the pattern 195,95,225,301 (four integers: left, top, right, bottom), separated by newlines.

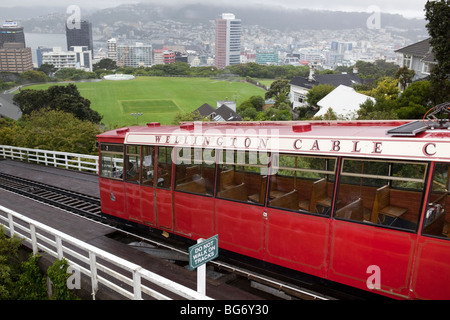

8,3,427,38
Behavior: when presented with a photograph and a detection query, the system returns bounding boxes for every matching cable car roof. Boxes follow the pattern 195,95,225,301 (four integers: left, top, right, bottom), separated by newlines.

97,120,450,162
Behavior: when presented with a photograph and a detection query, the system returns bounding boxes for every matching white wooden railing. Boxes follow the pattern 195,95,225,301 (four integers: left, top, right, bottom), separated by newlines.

0,205,212,300
0,145,98,174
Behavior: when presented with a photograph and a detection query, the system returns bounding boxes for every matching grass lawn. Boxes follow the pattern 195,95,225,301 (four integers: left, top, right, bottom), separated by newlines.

27,77,266,127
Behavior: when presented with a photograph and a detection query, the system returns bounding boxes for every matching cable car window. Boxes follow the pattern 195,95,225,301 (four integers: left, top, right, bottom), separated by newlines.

423,163,450,239
125,145,140,184
268,154,336,216
175,147,215,196
156,146,173,190
141,146,155,187
336,158,427,231
99,143,124,180
217,150,270,204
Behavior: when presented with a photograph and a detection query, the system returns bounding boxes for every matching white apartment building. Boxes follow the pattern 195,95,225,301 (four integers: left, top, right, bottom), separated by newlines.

153,49,164,65
42,47,76,69
298,48,325,64
71,46,93,71
107,38,117,62
42,46,92,71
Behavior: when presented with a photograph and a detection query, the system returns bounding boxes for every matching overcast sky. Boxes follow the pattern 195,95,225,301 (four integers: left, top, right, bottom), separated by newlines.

1,0,428,19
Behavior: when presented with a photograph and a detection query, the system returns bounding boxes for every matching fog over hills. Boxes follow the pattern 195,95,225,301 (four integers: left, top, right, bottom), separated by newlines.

1,2,427,35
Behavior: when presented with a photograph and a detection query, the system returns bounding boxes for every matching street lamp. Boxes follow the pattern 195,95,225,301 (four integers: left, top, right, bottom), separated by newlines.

131,113,143,125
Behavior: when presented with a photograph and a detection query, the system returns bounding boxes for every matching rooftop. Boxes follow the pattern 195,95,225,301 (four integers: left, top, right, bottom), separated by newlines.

289,73,366,90
395,37,433,57
315,85,375,118
97,120,450,162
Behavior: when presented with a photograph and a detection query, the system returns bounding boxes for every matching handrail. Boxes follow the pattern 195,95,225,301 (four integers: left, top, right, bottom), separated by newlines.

0,205,211,300
0,145,98,174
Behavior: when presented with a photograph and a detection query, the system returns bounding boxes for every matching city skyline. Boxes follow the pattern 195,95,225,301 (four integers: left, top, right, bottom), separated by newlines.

0,0,429,19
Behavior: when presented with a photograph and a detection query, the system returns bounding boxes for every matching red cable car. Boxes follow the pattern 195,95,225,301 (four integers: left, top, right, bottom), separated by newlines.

96,105,450,300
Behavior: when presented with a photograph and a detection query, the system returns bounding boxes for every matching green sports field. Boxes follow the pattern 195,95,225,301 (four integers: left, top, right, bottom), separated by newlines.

27,77,265,127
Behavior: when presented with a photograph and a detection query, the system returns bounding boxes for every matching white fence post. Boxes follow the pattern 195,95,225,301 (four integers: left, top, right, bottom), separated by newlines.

89,251,98,300
7,212,14,237
133,268,143,300
55,236,63,259
30,224,38,255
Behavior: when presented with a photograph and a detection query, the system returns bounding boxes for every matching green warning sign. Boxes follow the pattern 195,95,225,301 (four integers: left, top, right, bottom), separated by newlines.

188,235,219,271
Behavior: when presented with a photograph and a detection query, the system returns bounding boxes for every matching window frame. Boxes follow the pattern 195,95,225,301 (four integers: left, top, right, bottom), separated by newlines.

216,149,271,206
422,162,450,240
174,147,216,197
267,153,338,217
340,158,427,191
99,143,124,181
156,146,174,190
141,145,155,187
335,157,430,233
124,145,141,184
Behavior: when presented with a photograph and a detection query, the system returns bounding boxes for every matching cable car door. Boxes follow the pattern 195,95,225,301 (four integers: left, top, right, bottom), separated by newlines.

154,146,174,231
124,145,143,223
140,146,156,225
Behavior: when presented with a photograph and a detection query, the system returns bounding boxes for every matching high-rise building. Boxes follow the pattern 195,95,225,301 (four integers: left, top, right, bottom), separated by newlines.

0,43,33,73
0,21,32,73
36,47,53,67
153,49,164,65
215,13,241,69
163,50,175,64
107,38,117,62
66,20,94,56
256,49,278,65
0,21,25,48
117,43,153,68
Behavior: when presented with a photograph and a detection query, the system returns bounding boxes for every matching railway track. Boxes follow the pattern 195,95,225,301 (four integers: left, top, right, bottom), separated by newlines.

0,171,335,300
0,172,102,218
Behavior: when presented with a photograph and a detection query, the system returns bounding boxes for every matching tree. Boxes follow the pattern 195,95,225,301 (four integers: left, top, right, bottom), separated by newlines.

47,258,79,300
12,89,48,115
93,58,117,71
53,68,97,81
172,111,209,125
357,97,398,120
265,79,290,100
240,106,258,120
16,109,101,155
425,0,450,103
306,84,335,108
248,96,265,112
395,80,432,119
20,70,48,83
395,66,415,92
238,95,265,114
13,84,102,124
0,118,21,145
0,225,22,299
37,63,57,76
363,77,399,100
14,255,47,300
351,60,399,81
